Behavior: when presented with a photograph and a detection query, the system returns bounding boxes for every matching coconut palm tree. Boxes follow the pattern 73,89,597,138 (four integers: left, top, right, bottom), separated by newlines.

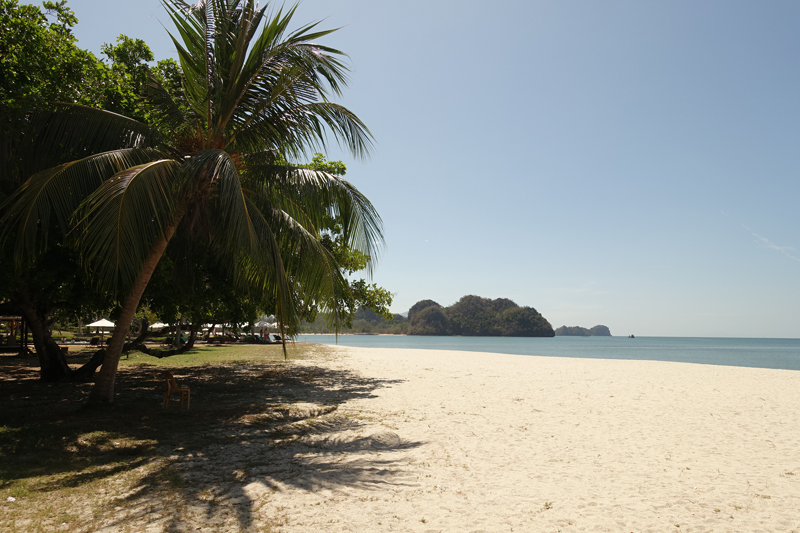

0,0,382,403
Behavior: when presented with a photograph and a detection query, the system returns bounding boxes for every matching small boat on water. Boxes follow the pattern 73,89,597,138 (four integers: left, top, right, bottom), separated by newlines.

628,334,635,338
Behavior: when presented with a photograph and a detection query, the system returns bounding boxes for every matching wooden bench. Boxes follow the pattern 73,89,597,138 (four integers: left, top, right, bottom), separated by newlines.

162,371,190,409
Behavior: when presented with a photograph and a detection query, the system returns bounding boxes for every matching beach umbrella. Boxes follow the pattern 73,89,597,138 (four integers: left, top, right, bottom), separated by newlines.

254,319,273,329
87,318,115,328
87,318,115,344
251,319,274,338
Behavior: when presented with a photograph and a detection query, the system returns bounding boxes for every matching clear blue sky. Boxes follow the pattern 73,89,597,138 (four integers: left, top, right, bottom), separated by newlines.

61,0,799,338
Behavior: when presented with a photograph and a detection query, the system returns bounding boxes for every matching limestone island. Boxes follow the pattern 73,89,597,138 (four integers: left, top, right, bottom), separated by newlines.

555,325,612,337
407,295,555,337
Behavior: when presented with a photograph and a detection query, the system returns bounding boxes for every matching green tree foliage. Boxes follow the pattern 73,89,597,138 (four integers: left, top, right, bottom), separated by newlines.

1,1,96,130
300,307,407,334
0,0,158,381
497,307,554,337
409,304,450,336
141,244,266,340
99,35,154,121
298,154,392,328
408,300,441,323
2,0,96,186
448,295,497,335
351,308,407,333
408,295,554,337
0,2,152,143
407,300,449,335
1,0,381,402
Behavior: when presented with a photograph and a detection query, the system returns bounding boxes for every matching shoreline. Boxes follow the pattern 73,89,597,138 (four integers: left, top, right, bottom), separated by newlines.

255,345,800,531
298,333,800,339
293,336,800,372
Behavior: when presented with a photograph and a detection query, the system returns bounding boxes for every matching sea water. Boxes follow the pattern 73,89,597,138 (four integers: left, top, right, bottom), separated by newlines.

295,334,800,371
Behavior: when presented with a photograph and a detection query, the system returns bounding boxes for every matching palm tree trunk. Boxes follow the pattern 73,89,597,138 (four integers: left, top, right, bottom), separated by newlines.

87,214,184,405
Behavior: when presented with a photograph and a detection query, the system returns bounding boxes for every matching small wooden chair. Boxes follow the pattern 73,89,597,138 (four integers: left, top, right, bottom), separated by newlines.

162,371,190,409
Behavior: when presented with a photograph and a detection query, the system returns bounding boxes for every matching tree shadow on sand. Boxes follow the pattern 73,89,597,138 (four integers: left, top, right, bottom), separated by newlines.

0,353,422,531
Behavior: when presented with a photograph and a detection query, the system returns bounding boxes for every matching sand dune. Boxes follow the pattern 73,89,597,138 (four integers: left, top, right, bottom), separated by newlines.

257,346,800,532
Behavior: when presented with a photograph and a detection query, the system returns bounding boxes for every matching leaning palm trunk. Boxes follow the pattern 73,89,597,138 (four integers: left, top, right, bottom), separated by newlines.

89,214,183,403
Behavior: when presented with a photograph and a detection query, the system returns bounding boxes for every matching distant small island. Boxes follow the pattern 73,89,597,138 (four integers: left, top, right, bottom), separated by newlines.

555,325,611,337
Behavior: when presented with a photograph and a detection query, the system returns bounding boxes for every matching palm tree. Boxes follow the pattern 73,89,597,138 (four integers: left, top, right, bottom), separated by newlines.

1,0,382,403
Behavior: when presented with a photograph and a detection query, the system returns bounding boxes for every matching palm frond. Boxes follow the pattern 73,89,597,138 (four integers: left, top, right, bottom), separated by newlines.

209,197,295,327
241,201,349,331
164,0,373,159
195,149,284,267
164,0,213,121
231,99,374,160
72,159,181,293
0,148,164,267
32,103,157,156
243,165,384,272
144,71,187,131
2,105,157,188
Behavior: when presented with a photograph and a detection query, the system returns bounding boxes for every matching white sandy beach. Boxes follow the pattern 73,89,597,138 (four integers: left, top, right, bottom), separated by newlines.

235,345,800,533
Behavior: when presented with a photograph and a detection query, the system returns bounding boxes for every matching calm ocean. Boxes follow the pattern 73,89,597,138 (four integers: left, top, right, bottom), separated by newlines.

295,334,800,371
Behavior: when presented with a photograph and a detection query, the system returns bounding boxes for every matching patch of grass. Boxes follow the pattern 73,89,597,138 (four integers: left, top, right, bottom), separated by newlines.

120,342,318,368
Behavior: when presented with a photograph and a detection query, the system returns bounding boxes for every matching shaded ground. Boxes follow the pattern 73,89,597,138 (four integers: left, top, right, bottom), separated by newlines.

0,344,418,532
